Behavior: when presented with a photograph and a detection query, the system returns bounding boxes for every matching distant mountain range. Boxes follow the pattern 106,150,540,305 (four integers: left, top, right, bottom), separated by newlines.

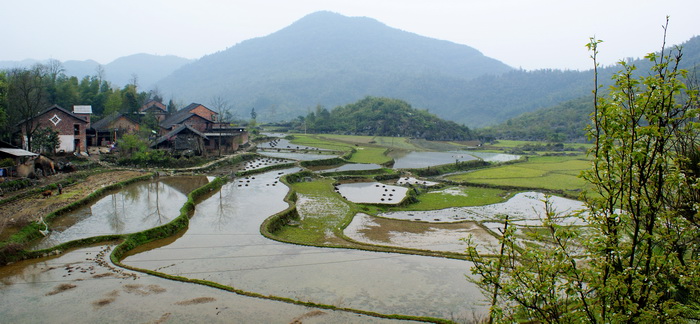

154,11,515,126
2,11,698,130
0,54,192,90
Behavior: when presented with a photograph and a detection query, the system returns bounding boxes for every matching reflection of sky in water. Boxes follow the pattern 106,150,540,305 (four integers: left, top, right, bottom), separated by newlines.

392,151,478,169
123,168,486,320
460,151,520,162
336,182,408,204
317,163,382,173
257,138,329,151
31,177,206,250
258,151,339,161
391,151,520,169
380,192,587,225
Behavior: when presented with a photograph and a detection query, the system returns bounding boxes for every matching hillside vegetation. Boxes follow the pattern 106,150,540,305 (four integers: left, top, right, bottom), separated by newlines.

294,97,473,141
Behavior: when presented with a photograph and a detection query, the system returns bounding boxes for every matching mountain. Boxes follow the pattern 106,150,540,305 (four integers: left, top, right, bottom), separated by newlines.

104,54,192,89
0,54,192,90
155,11,514,126
481,35,700,141
300,96,473,140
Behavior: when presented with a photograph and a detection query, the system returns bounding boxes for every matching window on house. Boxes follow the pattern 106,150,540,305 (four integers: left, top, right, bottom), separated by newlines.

74,124,80,135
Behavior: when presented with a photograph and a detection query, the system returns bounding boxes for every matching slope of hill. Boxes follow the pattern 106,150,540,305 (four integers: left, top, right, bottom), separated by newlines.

105,54,192,89
480,96,593,142
155,11,515,126
300,96,473,140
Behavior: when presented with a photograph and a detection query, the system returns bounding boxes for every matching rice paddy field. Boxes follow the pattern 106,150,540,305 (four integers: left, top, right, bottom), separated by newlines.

445,154,591,196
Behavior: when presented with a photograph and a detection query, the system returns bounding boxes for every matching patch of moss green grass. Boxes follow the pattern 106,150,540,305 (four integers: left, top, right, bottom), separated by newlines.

488,140,592,151
446,154,590,195
290,134,393,164
358,186,510,216
275,178,355,245
399,186,510,211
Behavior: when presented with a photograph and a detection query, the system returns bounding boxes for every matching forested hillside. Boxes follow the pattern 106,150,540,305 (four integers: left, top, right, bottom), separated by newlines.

480,96,593,142
293,97,473,141
155,11,516,127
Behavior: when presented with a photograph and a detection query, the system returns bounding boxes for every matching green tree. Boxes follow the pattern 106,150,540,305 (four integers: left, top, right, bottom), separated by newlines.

0,71,8,138
6,66,48,151
167,99,178,114
32,127,60,155
466,21,700,323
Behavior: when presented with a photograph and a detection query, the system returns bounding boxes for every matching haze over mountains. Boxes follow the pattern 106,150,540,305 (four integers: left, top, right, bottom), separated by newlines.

0,54,192,91
3,11,698,129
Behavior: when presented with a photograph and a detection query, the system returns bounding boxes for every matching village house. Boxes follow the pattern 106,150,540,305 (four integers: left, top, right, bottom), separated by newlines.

139,100,168,122
89,112,141,147
17,105,90,153
151,124,208,156
181,103,218,122
203,124,249,153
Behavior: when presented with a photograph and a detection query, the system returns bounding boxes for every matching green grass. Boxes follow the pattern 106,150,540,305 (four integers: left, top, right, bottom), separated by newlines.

289,134,393,164
447,155,591,194
488,140,593,151
397,186,510,211
275,179,355,244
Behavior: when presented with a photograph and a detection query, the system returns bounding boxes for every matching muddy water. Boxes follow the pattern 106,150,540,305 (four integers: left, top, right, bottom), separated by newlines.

30,176,209,250
123,168,487,321
391,151,478,169
336,182,409,204
0,244,409,323
258,151,339,161
314,163,383,173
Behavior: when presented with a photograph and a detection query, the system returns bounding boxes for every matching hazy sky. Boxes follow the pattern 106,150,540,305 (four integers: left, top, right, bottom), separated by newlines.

2,0,697,70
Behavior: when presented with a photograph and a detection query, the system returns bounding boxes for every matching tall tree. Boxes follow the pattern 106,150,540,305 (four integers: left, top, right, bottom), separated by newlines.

6,66,48,151
466,21,700,322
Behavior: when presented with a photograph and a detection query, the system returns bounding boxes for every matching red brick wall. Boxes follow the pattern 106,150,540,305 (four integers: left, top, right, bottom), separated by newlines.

189,105,217,122
181,115,211,133
22,108,88,152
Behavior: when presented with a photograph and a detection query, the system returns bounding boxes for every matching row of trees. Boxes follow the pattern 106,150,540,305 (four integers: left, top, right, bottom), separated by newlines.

0,60,181,150
467,23,700,322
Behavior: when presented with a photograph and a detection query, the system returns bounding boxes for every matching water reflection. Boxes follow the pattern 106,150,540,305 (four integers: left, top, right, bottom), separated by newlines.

390,151,520,169
123,168,486,321
31,176,208,250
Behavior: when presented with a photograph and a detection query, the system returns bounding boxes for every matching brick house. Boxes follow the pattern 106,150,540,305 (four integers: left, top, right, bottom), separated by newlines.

90,112,141,146
181,103,218,122
159,107,213,134
139,100,168,122
17,105,90,153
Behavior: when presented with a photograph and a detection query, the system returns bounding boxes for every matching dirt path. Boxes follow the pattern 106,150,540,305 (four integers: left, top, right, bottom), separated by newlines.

0,170,147,241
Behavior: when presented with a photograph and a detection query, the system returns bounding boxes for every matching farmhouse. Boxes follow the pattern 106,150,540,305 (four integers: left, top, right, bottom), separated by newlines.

151,124,208,156
89,112,141,146
17,105,90,153
159,108,213,134
139,100,168,122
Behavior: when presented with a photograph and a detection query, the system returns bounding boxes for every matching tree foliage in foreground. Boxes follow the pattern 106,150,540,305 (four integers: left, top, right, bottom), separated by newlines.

294,96,473,141
466,21,700,323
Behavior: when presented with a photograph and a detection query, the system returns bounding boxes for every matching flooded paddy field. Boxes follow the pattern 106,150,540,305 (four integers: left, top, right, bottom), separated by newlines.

0,244,408,324
258,151,340,161
379,192,586,225
239,156,293,172
122,168,487,321
390,151,520,169
314,163,383,174
335,182,409,204
345,213,499,254
30,176,210,250
257,137,331,151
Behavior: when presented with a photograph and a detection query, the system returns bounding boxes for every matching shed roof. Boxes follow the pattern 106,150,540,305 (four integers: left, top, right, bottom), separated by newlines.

0,148,38,157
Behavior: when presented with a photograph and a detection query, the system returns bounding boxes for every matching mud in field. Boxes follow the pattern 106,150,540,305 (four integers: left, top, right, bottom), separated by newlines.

0,244,409,323
0,171,147,241
345,213,499,254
